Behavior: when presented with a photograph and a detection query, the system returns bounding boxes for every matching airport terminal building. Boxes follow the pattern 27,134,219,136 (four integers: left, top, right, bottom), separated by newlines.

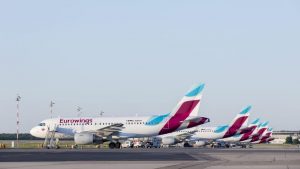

271,131,300,144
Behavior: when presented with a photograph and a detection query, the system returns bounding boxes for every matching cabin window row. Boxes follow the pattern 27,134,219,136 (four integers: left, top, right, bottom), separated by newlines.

59,122,158,126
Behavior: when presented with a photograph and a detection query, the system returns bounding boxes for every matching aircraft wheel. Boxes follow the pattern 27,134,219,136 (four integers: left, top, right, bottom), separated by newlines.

109,142,116,149
183,142,190,147
115,142,121,149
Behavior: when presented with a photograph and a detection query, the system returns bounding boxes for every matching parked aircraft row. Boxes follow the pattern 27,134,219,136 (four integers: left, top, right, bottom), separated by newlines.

30,83,273,148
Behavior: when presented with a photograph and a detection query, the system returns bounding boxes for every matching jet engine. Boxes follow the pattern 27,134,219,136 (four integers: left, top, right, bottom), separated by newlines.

194,140,206,147
162,137,176,145
74,133,103,145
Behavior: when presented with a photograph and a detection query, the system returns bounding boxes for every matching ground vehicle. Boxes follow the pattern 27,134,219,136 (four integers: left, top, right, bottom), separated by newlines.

133,140,145,148
121,140,133,148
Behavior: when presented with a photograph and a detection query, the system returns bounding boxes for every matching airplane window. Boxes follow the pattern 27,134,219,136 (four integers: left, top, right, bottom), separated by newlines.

38,123,46,126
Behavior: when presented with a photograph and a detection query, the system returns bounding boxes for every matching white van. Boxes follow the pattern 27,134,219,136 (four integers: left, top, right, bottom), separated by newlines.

121,140,133,148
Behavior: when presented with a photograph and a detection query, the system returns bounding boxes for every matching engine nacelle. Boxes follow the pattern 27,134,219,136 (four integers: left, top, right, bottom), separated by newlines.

162,137,176,145
74,133,103,145
194,141,206,147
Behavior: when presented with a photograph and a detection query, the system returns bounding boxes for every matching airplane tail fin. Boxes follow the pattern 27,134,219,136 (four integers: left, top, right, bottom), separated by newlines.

261,121,269,128
169,83,204,117
159,83,205,135
251,121,269,139
185,84,205,117
223,106,251,138
229,106,251,129
250,118,260,126
239,118,260,134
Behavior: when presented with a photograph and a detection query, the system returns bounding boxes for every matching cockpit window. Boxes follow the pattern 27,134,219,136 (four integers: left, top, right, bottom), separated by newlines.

38,123,46,126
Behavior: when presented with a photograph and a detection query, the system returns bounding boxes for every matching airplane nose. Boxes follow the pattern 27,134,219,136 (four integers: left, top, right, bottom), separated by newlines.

30,127,37,137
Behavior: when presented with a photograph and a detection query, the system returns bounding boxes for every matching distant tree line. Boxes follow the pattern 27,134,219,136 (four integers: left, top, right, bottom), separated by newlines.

285,136,300,144
0,133,72,140
0,133,43,140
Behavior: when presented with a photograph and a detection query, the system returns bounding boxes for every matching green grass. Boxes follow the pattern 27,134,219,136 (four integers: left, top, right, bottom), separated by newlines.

0,140,104,149
252,143,300,149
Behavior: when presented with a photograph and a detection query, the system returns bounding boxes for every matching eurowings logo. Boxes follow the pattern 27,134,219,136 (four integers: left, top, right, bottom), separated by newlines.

60,118,93,124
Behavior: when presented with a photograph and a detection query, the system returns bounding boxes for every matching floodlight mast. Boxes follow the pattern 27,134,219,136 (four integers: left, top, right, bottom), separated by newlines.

77,106,82,117
16,94,21,148
100,110,104,116
50,101,55,119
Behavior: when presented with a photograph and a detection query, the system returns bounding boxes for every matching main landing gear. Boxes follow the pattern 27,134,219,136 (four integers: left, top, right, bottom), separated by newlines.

108,142,121,149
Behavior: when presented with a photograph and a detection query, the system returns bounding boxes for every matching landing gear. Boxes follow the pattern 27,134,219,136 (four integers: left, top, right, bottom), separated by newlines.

108,142,121,149
109,142,116,149
115,142,121,149
183,142,192,147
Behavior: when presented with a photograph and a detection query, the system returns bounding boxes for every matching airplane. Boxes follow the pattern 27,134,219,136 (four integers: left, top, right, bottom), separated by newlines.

220,118,260,143
252,128,273,144
30,83,210,148
241,121,269,143
158,106,252,146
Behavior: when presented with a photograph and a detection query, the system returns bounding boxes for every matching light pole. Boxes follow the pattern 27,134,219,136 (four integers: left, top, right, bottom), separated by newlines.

50,101,55,118
16,94,21,148
99,110,104,117
77,106,82,117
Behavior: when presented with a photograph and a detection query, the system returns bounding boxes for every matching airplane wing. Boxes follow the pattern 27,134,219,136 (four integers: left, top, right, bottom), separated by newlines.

84,123,125,138
175,131,197,141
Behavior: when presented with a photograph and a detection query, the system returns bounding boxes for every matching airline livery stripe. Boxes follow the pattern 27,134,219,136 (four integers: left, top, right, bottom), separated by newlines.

223,116,248,138
240,125,257,141
251,128,267,142
158,100,200,135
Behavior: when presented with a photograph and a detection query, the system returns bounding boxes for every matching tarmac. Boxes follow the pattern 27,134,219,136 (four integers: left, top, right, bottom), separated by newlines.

0,148,300,169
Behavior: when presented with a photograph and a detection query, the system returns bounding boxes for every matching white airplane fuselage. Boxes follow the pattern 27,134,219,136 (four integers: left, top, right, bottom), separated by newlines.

31,115,204,139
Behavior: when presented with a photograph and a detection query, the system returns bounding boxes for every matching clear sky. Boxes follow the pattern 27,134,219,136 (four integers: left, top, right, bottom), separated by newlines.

0,1,299,133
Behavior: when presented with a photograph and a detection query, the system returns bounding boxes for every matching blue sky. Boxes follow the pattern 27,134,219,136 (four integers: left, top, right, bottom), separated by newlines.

0,1,299,132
